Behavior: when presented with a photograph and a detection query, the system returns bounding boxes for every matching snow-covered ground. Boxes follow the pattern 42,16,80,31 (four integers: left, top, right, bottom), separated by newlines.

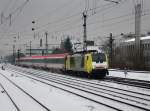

0,63,150,111
108,69,150,81
0,85,18,111
0,67,113,111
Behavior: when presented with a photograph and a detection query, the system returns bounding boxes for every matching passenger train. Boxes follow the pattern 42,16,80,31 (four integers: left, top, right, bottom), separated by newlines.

17,48,109,78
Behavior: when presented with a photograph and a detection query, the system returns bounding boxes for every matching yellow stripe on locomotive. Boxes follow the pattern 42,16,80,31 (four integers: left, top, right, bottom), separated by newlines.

84,53,92,74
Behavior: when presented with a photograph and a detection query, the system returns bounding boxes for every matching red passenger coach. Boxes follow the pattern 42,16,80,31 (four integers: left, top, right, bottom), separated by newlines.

17,53,68,73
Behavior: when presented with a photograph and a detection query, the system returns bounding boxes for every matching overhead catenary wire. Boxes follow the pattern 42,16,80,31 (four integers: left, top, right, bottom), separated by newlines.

1,13,148,48
0,0,30,43
9,0,78,36
23,2,118,33
87,9,150,36
8,4,114,38
0,0,29,27
0,0,18,25
34,0,76,22
1,0,150,50
3,8,150,40
2,0,83,39
27,9,150,35
2,0,117,36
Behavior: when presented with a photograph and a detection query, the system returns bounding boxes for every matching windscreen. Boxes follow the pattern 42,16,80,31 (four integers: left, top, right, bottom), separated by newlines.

92,52,106,63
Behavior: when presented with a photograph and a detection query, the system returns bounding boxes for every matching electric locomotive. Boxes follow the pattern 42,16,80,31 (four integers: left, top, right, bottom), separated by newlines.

65,50,108,77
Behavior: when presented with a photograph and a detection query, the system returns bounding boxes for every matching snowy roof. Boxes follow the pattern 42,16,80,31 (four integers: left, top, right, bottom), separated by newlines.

87,46,103,53
125,36,150,42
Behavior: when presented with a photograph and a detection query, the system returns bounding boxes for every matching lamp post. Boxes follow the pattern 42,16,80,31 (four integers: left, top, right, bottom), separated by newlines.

30,20,35,56
45,31,48,55
30,41,32,56
13,37,16,64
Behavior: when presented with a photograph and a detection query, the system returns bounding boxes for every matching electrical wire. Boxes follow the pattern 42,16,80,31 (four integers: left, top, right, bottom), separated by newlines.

1,0,150,48
3,0,114,36
34,0,76,22
4,0,82,39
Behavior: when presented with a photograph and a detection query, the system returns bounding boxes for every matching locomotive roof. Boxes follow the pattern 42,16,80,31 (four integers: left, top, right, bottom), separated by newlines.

74,50,97,54
74,49,104,55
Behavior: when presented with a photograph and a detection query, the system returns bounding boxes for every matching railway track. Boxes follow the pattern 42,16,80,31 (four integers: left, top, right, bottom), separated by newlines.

105,76,150,89
6,67,123,111
0,72,51,111
17,65,150,89
6,65,150,111
7,65,150,96
0,82,20,111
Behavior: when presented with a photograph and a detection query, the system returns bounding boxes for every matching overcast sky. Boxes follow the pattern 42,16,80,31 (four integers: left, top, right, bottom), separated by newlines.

0,0,150,56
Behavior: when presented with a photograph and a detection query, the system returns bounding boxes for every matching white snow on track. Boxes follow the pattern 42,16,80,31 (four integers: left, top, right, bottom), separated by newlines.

1,63,150,111
0,85,18,111
0,72,48,111
0,66,114,111
108,69,150,81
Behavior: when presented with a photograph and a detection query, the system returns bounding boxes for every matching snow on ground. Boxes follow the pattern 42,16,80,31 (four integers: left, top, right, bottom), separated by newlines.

0,85,18,111
0,68,113,111
108,69,150,81
0,71,48,111
0,63,150,111
5,65,150,111
96,80,150,96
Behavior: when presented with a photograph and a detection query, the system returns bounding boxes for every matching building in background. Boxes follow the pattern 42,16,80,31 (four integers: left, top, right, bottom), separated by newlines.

113,35,150,70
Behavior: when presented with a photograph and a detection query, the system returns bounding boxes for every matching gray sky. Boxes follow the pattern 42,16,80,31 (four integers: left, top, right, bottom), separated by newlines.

0,0,150,56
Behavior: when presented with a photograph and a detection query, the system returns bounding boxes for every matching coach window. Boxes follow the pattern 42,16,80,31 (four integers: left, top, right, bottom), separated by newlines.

145,44,148,50
144,44,146,50
130,45,131,50
132,45,134,50
142,44,144,49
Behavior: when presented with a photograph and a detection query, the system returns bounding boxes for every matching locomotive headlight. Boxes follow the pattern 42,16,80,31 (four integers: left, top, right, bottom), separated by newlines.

92,62,96,69
93,65,96,69
92,64,96,69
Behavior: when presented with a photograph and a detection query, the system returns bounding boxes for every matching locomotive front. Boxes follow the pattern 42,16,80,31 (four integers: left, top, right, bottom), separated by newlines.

91,51,108,77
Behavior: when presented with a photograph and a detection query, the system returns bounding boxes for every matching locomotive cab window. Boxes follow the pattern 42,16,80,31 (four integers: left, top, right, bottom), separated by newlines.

92,52,106,63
